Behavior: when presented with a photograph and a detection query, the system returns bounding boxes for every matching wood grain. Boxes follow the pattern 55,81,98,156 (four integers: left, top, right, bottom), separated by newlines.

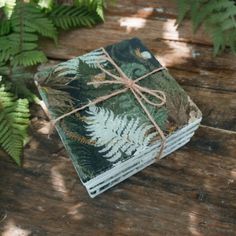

183,86,236,131
1,1,236,235
0,120,236,236
42,34,236,94
106,0,212,45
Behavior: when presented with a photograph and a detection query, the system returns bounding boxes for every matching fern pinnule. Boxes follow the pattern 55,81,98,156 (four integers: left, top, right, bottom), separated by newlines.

0,19,11,35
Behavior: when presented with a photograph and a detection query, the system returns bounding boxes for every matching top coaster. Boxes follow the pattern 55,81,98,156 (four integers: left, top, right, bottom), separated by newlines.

35,37,202,187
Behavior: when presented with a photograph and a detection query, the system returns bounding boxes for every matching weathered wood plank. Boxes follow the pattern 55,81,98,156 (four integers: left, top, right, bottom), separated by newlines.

106,0,211,45
0,121,236,236
183,86,236,131
107,0,180,17
169,68,236,92
41,28,235,72
41,30,236,93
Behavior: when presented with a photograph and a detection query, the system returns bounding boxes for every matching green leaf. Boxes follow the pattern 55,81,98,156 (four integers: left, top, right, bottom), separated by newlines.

177,0,236,55
0,19,11,35
0,85,30,165
49,4,102,30
176,0,190,25
13,50,47,67
11,2,57,40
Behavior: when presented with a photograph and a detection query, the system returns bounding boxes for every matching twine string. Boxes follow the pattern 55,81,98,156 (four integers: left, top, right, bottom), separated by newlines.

52,47,167,159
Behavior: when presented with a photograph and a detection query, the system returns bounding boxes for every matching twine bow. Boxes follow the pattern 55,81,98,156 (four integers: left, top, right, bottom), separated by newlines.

52,47,167,159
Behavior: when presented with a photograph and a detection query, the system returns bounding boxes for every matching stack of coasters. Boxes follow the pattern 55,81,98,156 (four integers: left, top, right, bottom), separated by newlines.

35,38,202,198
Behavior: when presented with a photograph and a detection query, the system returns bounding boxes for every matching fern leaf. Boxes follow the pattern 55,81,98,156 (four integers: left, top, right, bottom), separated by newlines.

176,0,190,25
0,2,55,66
85,106,157,163
13,50,47,67
53,49,107,79
11,2,57,40
74,0,106,20
0,19,11,35
0,32,47,65
0,85,30,165
80,49,108,68
177,0,236,55
49,4,101,30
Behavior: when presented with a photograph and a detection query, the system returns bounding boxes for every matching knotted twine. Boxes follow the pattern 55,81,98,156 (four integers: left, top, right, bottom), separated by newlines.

52,47,167,159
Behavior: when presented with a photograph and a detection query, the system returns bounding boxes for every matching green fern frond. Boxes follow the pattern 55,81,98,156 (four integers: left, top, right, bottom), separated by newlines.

11,2,57,40
0,0,106,68
0,33,47,66
0,85,30,165
85,106,157,163
177,0,190,24
0,2,57,66
177,0,236,55
49,4,101,30
0,19,11,35
13,50,47,67
74,0,106,20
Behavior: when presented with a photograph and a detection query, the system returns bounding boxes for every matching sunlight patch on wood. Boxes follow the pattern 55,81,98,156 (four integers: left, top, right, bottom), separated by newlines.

51,164,68,198
36,120,51,135
118,6,157,33
231,170,236,179
188,212,202,236
27,138,39,150
154,41,192,67
162,19,179,41
119,17,147,33
2,220,31,236
67,203,84,220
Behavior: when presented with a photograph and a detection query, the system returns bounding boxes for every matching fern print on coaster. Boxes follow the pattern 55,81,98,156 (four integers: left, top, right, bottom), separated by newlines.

35,37,202,197
85,106,157,163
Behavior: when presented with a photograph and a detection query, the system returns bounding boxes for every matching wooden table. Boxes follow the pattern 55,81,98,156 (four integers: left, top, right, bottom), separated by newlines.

1,1,236,235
